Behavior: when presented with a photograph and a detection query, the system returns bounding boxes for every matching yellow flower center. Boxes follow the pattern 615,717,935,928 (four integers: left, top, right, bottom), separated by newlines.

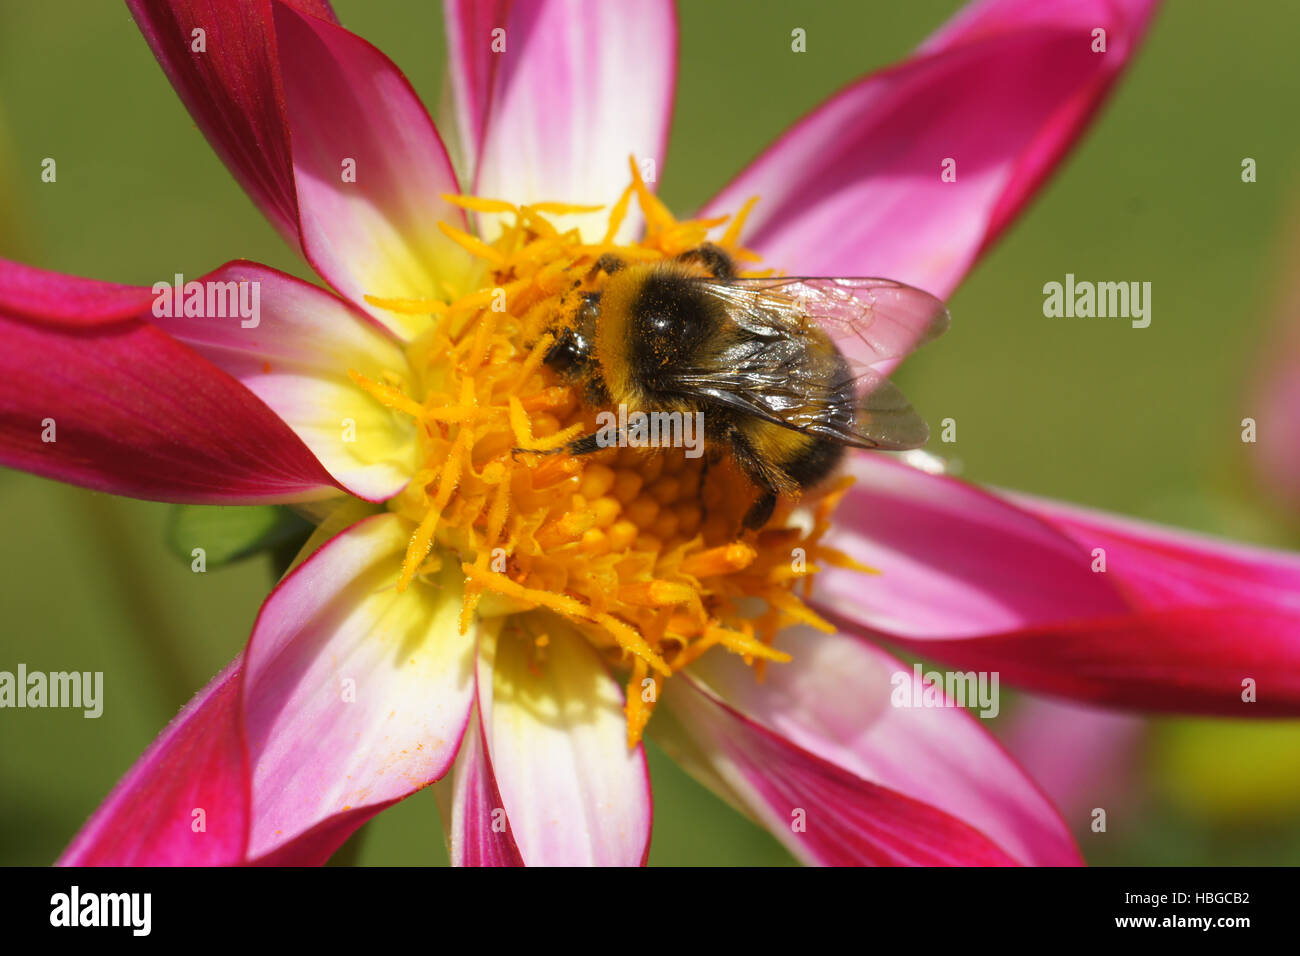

352,159,873,745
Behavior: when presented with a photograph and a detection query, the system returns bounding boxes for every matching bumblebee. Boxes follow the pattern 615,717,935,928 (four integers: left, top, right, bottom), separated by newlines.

538,243,950,530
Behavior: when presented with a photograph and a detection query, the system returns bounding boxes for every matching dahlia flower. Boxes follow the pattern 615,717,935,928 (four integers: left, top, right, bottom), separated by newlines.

3,0,1297,868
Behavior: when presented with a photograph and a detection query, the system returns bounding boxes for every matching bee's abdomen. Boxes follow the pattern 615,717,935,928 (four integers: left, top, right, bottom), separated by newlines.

779,346,854,489
739,415,845,493
780,431,847,488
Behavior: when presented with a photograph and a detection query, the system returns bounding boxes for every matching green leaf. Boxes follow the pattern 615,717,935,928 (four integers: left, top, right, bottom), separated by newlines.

166,504,314,569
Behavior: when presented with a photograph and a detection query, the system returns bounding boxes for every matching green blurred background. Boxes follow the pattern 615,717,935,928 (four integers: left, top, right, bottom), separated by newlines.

3,0,1299,866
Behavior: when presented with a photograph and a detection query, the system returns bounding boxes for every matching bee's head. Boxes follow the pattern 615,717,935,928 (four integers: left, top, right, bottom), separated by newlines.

544,293,599,373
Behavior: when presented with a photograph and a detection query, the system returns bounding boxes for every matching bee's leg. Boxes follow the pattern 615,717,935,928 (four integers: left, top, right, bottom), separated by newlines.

724,426,784,531
584,253,624,282
677,242,735,282
565,432,611,456
694,446,724,525
511,430,616,457
742,488,778,531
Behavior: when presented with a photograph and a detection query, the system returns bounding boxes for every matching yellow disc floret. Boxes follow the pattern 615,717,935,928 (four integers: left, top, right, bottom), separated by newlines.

352,158,875,746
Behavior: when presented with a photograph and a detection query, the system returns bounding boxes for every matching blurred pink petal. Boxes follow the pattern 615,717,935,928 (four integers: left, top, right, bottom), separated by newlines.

476,621,652,866
1252,361,1300,515
0,258,340,504
702,0,1158,296
456,0,678,241
1246,202,1300,515
241,514,476,860
666,629,1080,866
997,696,1145,820
59,658,249,866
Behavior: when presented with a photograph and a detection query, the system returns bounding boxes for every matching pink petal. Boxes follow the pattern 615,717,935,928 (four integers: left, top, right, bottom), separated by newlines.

0,258,340,504
442,0,512,177
997,696,1145,820
0,262,151,324
815,451,1129,639
476,619,652,866
250,803,402,867
989,493,1300,712
440,701,525,867
271,3,475,338
816,452,1300,714
151,261,418,502
658,671,1026,866
463,0,678,241
130,1,475,339
59,658,249,866
1009,493,1300,613
701,0,1159,296
666,630,1080,866
240,514,477,860
126,0,340,249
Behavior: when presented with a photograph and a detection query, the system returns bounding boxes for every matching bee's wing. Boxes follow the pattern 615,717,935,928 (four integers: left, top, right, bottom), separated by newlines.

676,364,931,451
839,368,932,449
673,277,946,450
708,276,950,374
